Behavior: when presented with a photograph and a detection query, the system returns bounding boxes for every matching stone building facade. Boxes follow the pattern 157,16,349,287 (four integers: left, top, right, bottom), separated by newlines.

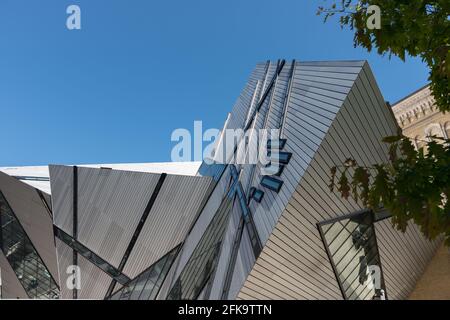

392,85,450,148
393,85,450,300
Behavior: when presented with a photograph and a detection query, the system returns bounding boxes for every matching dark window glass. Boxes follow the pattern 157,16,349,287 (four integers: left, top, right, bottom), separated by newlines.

0,191,59,299
107,245,180,300
167,196,233,300
249,187,256,197
318,211,387,300
230,165,250,217
267,139,287,150
260,176,283,192
267,151,292,164
253,190,264,203
198,163,226,181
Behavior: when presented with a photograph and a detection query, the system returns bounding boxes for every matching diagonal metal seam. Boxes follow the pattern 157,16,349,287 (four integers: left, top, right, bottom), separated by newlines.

106,243,182,300
244,59,282,197
0,189,60,298
237,60,285,250
279,59,296,136
12,176,50,182
36,189,52,218
219,60,287,300
54,225,131,285
219,165,261,300
104,173,167,298
369,211,388,300
147,60,283,300
317,210,388,300
242,60,271,128
262,59,282,129
139,244,182,300
317,221,348,300
240,61,286,253
244,59,286,131
183,168,227,241
230,165,262,253
220,216,245,299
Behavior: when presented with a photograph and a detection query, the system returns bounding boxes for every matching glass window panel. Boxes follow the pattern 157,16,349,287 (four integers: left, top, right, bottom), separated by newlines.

253,190,264,203
318,211,386,300
0,191,59,299
106,245,180,300
260,176,283,192
267,138,287,150
167,196,233,300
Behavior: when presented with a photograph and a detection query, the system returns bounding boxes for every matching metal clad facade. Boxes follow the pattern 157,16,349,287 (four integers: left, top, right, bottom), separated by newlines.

55,238,74,299
76,167,161,268
49,165,74,235
0,172,59,282
168,167,231,284
236,61,440,300
375,220,441,299
123,174,213,278
0,251,28,298
37,61,442,301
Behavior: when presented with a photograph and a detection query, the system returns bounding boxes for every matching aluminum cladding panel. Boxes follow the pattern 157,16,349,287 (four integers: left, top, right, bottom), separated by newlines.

49,165,74,235
122,174,213,278
76,167,161,268
50,165,162,268
0,172,59,282
238,61,391,300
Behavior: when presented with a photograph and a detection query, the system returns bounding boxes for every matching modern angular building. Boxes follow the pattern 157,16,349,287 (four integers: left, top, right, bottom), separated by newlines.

0,60,444,300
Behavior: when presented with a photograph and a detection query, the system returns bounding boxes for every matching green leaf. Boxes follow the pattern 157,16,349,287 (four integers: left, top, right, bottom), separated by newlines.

382,135,402,143
329,166,337,192
337,169,351,200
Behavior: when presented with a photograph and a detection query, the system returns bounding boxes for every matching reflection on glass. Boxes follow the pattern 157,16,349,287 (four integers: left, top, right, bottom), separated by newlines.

167,196,233,300
0,191,59,299
108,245,180,300
260,176,283,192
318,211,386,300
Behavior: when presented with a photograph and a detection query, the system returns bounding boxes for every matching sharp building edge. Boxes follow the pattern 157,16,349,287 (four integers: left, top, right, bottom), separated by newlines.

0,60,443,300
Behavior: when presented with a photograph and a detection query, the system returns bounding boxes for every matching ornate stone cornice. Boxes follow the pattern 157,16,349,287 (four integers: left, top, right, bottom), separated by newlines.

392,85,438,129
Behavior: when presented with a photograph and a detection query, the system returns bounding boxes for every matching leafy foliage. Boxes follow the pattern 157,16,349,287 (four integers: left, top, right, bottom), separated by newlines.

330,136,450,245
319,1,450,245
317,0,450,112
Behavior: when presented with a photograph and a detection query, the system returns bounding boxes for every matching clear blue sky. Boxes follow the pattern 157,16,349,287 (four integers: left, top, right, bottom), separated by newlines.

0,0,429,166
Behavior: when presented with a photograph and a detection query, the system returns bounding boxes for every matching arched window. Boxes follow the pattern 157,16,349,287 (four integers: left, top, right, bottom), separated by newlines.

425,124,443,141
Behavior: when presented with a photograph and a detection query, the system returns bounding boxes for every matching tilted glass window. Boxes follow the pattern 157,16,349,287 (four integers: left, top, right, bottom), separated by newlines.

167,195,233,300
317,211,387,300
248,187,264,203
267,138,287,150
0,191,59,299
108,245,180,300
260,176,283,192
253,189,264,203
267,151,292,164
